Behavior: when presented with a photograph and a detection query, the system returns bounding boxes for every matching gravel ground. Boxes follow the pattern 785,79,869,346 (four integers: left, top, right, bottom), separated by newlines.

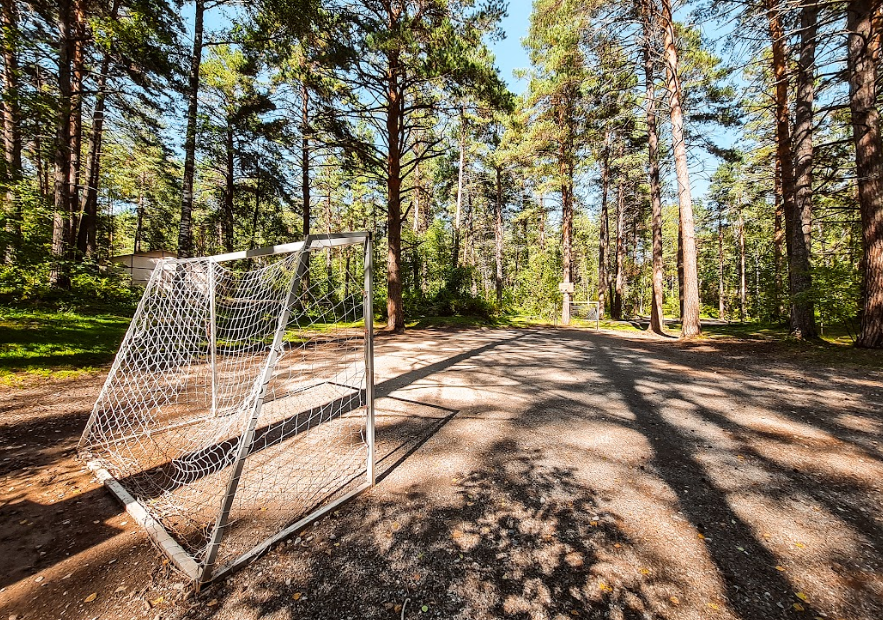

1,327,881,620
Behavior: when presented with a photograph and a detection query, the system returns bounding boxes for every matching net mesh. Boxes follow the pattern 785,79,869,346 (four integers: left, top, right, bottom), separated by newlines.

79,237,371,574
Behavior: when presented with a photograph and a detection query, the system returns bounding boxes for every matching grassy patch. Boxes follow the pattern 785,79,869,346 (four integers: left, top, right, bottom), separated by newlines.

0,307,132,383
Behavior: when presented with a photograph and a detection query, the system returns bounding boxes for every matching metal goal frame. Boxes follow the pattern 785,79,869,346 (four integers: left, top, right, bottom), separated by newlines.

79,232,375,589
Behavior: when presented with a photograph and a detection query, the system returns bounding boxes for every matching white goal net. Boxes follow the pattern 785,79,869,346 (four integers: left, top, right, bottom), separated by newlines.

78,233,375,586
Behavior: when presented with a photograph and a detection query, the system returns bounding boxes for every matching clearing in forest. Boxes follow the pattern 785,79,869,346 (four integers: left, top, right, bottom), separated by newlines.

1,327,881,620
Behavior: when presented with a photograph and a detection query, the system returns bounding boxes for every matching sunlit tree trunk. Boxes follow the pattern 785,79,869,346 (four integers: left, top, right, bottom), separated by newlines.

765,0,797,319
177,0,204,258
385,47,404,332
1,0,22,264
494,165,504,309
848,0,883,348
737,201,746,321
660,0,700,336
790,0,818,339
77,37,113,258
612,180,625,320
718,214,725,320
773,158,785,317
642,0,664,334
51,0,73,288
598,131,610,319
221,123,234,251
452,109,465,269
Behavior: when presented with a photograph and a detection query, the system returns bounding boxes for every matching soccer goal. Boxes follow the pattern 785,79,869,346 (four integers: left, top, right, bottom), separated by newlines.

78,233,375,587
571,301,601,329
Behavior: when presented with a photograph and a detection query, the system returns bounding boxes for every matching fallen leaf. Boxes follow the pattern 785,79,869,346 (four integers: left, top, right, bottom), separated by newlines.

639,568,650,575
707,603,719,610
794,542,805,548
795,592,807,602
84,593,97,603
394,604,402,613
150,596,164,607
776,565,786,571
598,581,613,593
590,521,598,527
207,599,218,607
613,543,621,548
669,596,680,605
698,533,705,539
793,603,805,612
421,605,428,612
292,592,302,601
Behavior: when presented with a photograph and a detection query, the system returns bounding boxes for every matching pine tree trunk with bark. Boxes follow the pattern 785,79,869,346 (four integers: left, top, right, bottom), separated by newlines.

596,145,609,321
51,0,73,288
642,0,665,334
613,181,625,320
385,49,404,332
660,0,700,336
1,0,22,264
177,0,204,259
848,0,883,348
494,165,504,309
790,0,818,339
765,0,797,320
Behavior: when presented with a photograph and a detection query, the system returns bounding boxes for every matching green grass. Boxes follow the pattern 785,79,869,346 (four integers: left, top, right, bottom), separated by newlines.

0,307,132,384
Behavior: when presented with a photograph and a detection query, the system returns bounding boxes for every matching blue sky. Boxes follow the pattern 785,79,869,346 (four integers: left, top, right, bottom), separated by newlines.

488,1,532,95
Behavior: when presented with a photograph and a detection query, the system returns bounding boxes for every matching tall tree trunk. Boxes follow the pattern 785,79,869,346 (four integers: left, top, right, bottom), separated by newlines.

494,165,504,309
386,50,404,332
537,194,546,251
78,0,120,259
790,0,818,338
773,158,785,317
177,0,204,259
660,0,700,337
223,122,234,252
301,81,310,237
848,0,883,348
67,0,85,259
738,202,747,321
718,212,725,319
77,49,110,258
612,180,625,320
1,0,22,264
51,0,73,288
677,212,684,317
561,180,573,326
452,109,465,269
598,131,610,319
766,0,797,315
134,172,144,253
642,0,665,334
249,183,260,250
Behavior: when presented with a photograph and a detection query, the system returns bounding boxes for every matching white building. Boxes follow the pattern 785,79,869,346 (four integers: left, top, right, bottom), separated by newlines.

111,250,177,286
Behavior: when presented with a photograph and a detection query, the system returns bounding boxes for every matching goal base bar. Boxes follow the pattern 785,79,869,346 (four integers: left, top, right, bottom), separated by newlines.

90,459,373,589
87,461,201,580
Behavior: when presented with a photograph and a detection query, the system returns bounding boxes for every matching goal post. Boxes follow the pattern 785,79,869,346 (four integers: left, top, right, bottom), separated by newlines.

78,232,375,587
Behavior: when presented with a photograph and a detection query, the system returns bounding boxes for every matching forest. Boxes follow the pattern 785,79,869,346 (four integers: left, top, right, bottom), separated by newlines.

1,0,881,347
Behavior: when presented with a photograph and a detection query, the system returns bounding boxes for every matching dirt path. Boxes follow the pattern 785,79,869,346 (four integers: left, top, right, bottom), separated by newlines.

1,328,881,620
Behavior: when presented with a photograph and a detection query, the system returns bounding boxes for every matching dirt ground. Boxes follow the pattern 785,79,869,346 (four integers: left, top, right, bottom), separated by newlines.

1,327,881,620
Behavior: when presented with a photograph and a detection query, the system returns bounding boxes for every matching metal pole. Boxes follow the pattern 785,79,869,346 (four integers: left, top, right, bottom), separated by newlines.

363,234,375,487
208,261,218,416
199,238,313,586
